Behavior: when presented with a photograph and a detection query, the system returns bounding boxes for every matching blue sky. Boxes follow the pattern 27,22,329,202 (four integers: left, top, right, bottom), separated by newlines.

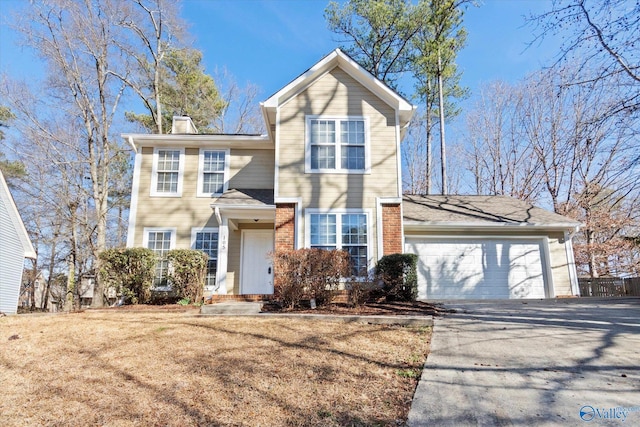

0,0,560,105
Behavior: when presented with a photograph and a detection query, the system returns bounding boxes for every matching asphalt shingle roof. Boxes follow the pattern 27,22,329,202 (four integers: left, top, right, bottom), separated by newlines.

402,195,581,227
213,189,274,207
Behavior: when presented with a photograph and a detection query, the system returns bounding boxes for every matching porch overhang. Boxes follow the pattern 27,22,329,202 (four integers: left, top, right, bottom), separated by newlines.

211,188,275,229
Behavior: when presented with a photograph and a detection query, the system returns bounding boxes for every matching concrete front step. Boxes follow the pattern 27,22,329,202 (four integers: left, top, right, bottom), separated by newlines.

200,301,264,315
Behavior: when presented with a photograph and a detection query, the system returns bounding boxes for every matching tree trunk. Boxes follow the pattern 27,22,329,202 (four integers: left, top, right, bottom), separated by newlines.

437,51,447,195
43,239,57,311
425,80,432,195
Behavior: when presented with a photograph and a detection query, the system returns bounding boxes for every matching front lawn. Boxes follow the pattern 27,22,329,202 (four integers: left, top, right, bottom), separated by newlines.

1,309,430,426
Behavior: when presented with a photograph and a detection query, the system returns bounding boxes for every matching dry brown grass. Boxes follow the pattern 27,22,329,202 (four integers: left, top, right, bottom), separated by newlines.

1,309,430,426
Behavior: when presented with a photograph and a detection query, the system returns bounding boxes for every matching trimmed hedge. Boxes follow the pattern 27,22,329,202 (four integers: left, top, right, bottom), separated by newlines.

99,248,157,304
273,248,351,309
166,249,208,304
375,253,418,301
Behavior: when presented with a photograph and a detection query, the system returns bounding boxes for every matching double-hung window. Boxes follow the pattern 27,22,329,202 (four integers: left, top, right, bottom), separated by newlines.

144,228,176,289
192,228,219,290
197,149,229,197
307,117,369,173
309,211,369,276
151,148,184,196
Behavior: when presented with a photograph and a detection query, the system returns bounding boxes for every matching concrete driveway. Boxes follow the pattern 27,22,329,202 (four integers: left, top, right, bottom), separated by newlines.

407,298,640,426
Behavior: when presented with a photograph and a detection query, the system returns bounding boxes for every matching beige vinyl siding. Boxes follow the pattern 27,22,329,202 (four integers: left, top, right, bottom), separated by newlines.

277,67,400,262
403,229,574,297
229,149,274,189
277,67,399,207
547,231,573,296
133,147,275,249
133,147,218,247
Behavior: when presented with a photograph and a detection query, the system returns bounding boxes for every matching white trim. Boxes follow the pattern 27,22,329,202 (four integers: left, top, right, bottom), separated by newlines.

261,49,415,117
304,116,371,174
196,148,230,197
123,133,271,148
404,234,554,299
150,147,185,197
304,208,373,275
274,106,281,198
0,170,36,259
216,217,229,295
564,231,580,296
126,146,142,247
376,199,384,261
394,109,403,198
403,221,582,232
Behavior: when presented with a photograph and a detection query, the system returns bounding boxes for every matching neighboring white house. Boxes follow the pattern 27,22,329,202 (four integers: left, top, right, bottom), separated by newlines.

0,169,36,315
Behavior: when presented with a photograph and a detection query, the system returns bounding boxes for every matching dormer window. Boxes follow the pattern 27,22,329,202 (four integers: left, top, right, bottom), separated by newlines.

150,148,184,197
306,116,370,173
197,149,229,197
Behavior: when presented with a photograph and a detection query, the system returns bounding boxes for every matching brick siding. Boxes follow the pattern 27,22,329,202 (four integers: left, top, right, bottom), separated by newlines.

382,203,403,255
275,203,296,251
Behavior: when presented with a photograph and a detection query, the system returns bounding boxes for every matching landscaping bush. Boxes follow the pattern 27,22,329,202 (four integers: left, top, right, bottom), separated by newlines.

375,253,418,301
99,248,157,304
273,248,351,309
166,249,208,304
347,279,378,307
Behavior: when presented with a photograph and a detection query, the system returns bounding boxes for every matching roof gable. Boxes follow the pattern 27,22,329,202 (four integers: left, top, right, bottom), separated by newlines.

261,49,416,138
0,170,36,259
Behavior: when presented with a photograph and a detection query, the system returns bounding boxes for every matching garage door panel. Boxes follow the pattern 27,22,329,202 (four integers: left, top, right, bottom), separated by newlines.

406,238,548,300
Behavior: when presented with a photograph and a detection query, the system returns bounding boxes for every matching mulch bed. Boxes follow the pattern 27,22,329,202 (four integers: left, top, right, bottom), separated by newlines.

262,300,455,316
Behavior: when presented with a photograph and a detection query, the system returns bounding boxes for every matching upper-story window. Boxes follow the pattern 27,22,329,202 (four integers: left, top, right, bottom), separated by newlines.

197,149,229,197
306,116,370,173
151,148,184,197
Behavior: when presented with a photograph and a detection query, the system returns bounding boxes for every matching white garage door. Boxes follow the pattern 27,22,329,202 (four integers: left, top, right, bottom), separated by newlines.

405,237,549,300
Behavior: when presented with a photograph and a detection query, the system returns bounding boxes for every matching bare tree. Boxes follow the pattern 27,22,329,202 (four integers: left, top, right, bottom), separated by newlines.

115,0,184,134
8,0,134,307
212,67,265,134
464,66,640,277
465,80,541,202
530,0,640,117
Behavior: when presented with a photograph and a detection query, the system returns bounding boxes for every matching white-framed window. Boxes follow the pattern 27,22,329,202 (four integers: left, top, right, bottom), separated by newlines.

197,149,230,197
191,227,219,290
143,227,176,289
305,116,370,173
306,209,371,277
150,148,185,197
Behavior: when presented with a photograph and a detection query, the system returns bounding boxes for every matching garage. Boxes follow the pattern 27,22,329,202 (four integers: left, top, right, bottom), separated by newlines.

405,237,550,300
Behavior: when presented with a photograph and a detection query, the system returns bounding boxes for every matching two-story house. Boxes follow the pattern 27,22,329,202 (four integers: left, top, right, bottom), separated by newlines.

125,49,582,300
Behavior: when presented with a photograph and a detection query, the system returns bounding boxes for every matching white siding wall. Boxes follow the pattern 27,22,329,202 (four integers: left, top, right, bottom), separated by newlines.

0,198,26,314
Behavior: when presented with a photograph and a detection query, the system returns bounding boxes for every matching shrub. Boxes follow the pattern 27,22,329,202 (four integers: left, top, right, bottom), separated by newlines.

273,248,351,309
375,253,418,302
347,279,377,307
99,248,157,304
166,249,208,304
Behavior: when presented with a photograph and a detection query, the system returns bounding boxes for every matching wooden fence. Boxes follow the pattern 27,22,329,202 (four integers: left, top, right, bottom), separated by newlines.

578,277,640,297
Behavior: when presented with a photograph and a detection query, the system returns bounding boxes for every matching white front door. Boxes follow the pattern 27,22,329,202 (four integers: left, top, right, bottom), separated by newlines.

240,230,274,294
